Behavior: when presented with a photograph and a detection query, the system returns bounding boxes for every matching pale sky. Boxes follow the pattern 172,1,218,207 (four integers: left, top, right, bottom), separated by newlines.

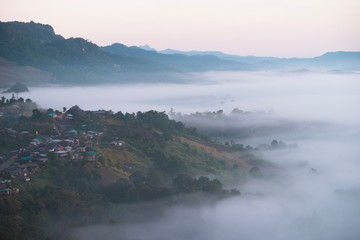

1,0,359,57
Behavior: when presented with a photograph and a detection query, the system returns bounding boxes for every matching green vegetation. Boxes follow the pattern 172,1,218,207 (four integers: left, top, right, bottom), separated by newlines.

0,103,263,240
170,108,306,143
0,158,104,240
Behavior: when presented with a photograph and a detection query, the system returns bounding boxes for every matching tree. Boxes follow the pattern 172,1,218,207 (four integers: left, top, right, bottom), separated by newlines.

67,105,84,117
172,174,197,193
202,178,223,193
0,96,5,105
9,94,16,104
232,108,244,114
196,176,210,190
271,139,278,148
32,109,43,120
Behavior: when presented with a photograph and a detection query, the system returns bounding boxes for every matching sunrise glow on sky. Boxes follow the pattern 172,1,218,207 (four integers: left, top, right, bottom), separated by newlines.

1,0,359,57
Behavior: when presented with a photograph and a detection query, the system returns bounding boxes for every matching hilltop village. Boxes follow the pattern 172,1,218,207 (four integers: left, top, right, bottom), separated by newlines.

0,97,124,196
0,96,259,197
0,95,269,239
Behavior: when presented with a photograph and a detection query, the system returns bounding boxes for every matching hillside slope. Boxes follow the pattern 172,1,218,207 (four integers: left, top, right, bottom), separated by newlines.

0,57,54,86
0,102,268,239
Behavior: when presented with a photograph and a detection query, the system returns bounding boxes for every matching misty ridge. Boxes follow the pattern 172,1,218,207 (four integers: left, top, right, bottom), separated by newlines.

0,21,360,240
169,108,334,141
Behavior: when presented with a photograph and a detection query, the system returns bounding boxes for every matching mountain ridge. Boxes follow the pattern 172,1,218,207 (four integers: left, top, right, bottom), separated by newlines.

158,48,360,68
0,21,359,87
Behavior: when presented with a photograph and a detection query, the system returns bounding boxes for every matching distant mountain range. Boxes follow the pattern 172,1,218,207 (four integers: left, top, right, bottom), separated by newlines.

157,48,360,72
0,21,359,87
101,43,242,72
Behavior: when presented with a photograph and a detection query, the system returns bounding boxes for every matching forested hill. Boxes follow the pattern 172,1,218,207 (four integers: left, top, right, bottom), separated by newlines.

0,21,172,85
0,101,268,239
0,21,240,86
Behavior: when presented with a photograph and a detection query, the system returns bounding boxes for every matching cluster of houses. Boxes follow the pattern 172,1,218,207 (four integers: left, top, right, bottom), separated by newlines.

0,125,108,197
0,107,131,197
0,186,19,196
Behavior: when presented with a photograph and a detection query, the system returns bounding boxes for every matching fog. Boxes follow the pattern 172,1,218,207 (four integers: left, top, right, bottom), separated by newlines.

74,132,360,240
5,71,360,240
4,71,360,124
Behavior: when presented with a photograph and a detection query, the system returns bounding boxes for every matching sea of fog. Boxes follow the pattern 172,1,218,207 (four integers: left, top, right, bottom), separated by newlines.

4,71,360,124
4,71,360,240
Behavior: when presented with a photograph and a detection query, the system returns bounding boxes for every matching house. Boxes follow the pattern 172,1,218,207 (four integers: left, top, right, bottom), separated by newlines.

70,152,84,160
56,146,65,151
64,146,72,152
66,113,73,120
0,179,11,184
54,151,68,157
64,139,75,145
48,112,56,118
124,163,136,170
0,188,12,195
86,131,96,138
12,188,20,194
23,177,31,182
85,151,97,161
76,146,86,152
65,129,78,137
49,139,62,144
30,138,43,146
111,141,124,147
33,157,48,163
19,155,32,162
